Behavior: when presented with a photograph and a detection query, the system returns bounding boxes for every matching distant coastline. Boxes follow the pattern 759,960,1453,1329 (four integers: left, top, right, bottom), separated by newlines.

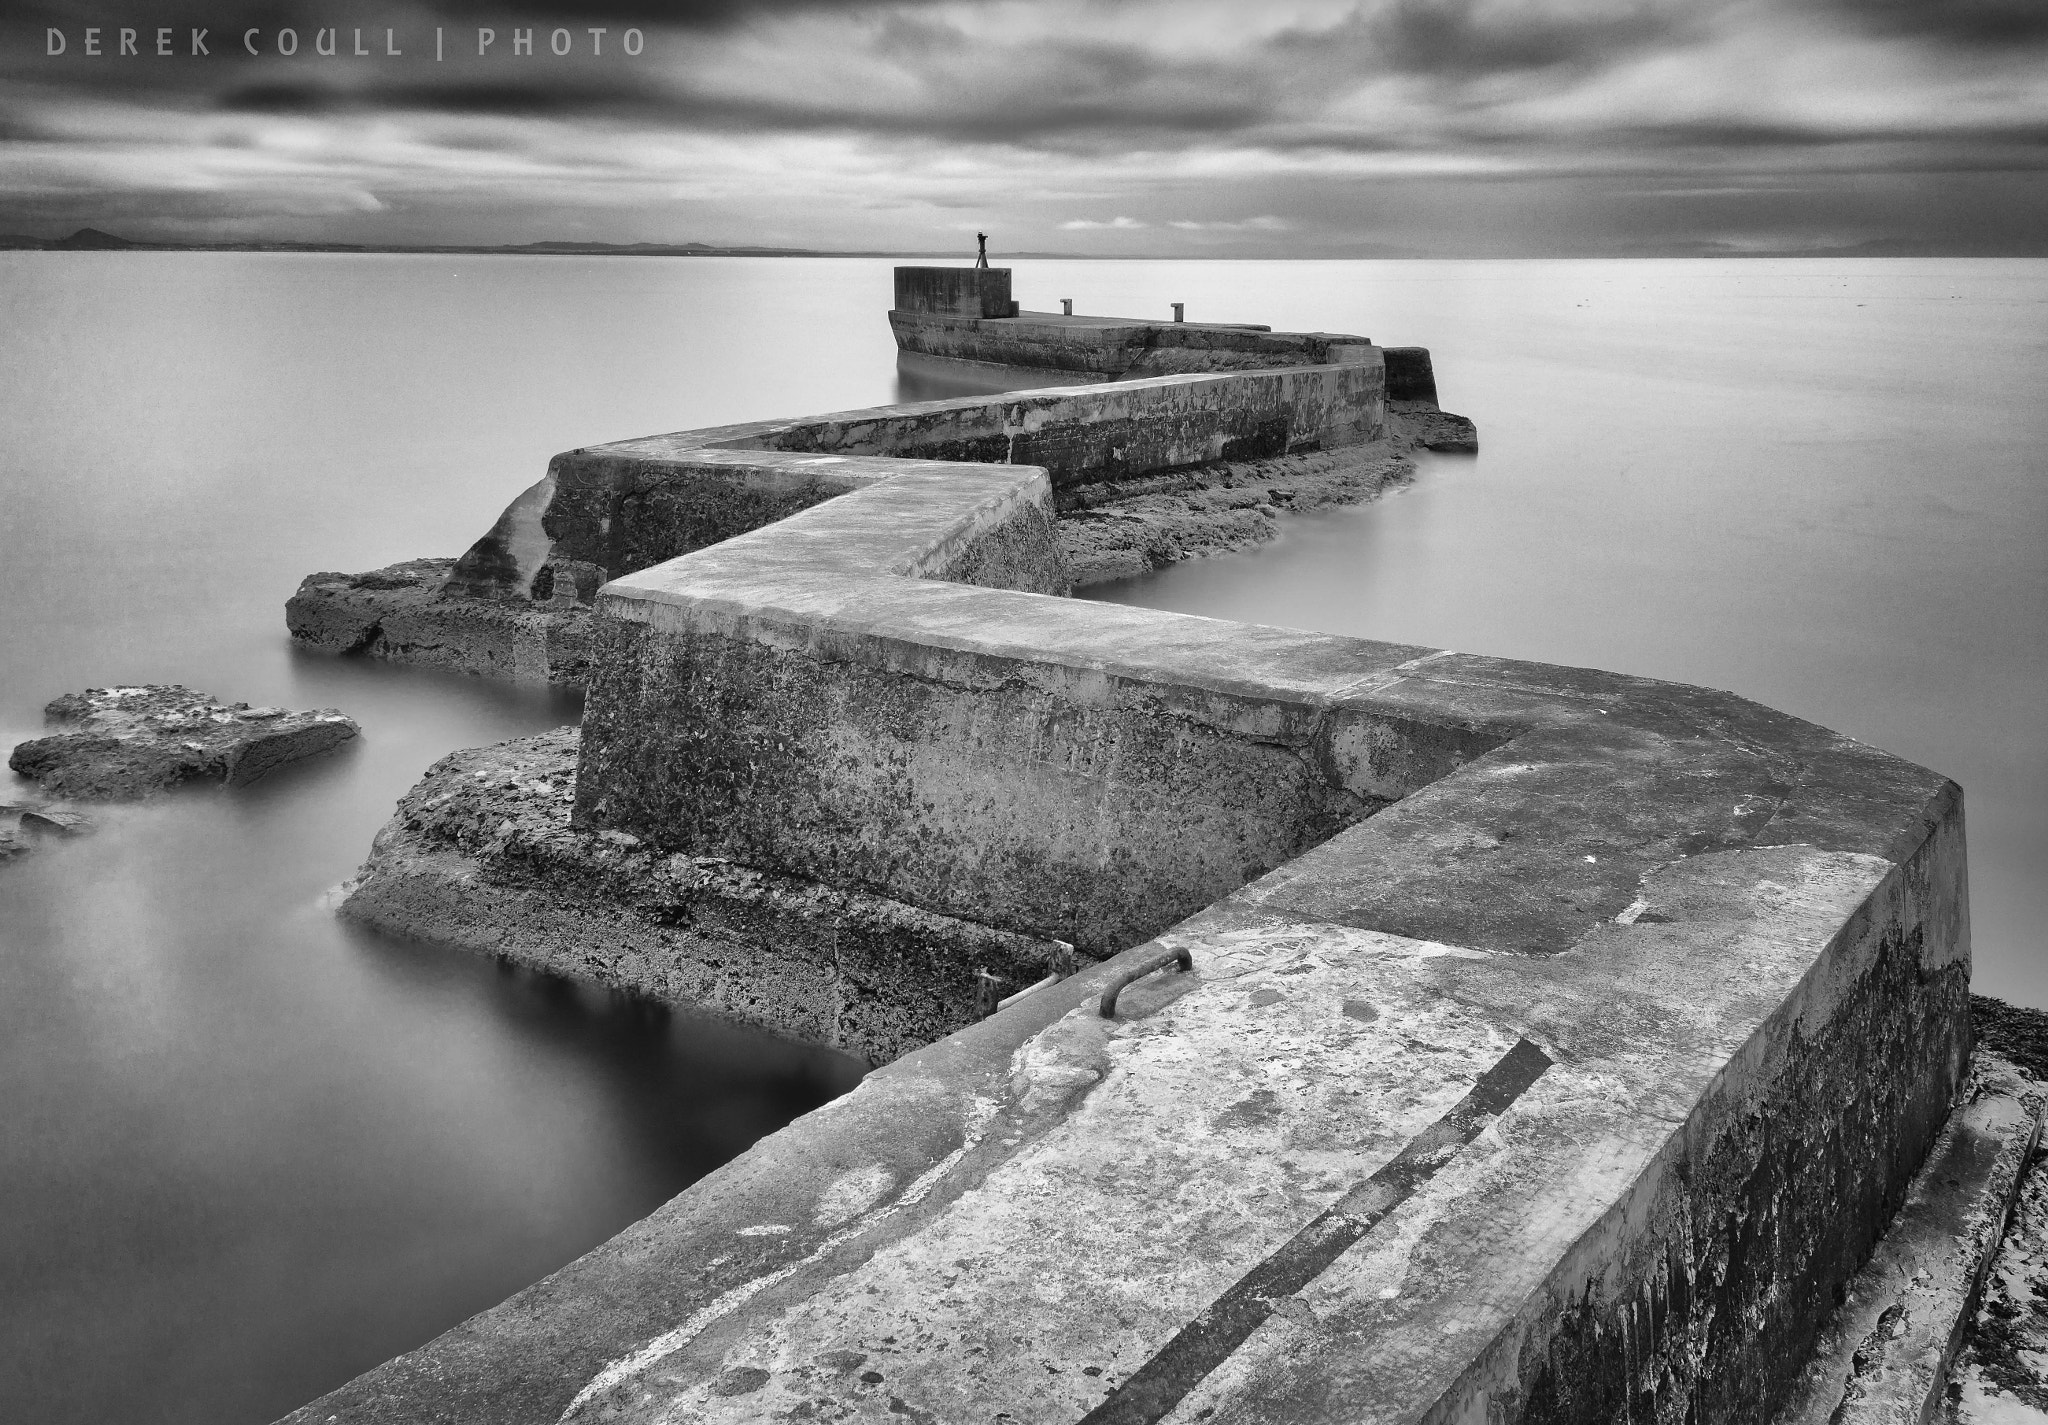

3,227,2038,259
0,227,1021,258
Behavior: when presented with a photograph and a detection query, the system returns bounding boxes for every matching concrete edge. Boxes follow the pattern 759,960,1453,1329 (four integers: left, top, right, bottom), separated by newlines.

585,353,1386,465
1774,1054,2043,1425
272,933,1179,1425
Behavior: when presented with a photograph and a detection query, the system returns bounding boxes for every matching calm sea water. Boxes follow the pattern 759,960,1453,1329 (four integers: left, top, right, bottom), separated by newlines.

0,254,2041,1423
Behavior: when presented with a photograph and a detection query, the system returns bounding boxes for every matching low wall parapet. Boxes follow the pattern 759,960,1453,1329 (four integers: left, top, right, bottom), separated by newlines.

443,356,1387,609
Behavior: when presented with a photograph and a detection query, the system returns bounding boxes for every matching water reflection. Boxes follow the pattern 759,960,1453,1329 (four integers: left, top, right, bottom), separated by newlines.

0,655,862,1425
893,351,1095,405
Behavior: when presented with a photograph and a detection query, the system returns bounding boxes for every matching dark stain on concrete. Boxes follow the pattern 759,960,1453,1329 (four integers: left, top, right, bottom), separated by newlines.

1083,1038,1552,1424
1511,925,1970,1425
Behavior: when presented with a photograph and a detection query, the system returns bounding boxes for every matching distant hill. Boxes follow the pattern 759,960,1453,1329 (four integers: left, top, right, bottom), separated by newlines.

53,227,146,250
0,227,152,250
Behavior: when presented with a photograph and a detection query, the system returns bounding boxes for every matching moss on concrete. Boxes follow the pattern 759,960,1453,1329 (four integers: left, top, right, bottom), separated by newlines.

341,728,1084,1064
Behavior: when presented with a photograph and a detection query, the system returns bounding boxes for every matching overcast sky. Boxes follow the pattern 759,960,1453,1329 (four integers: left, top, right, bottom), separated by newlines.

3,0,2045,254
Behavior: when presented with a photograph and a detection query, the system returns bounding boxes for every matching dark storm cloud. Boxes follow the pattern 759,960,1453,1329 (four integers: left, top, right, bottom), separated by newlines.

2,0,1998,153
5,0,2046,253
196,16,1269,140
1814,0,2048,48
0,102,53,140
215,74,659,112
1345,0,1684,76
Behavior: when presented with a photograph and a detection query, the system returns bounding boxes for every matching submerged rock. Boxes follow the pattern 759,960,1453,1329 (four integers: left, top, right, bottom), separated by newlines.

0,802,97,868
0,811,29,862
20,808,94,838
7,685,359,799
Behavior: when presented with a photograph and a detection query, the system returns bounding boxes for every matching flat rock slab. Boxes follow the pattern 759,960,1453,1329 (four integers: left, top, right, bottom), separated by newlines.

1058,444,1415,588
7,685,359,799
1388,401,1479,453
287,558,592,684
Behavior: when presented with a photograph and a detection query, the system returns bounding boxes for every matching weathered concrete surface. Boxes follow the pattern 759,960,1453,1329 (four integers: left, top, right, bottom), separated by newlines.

287,558,592,683
464,359,1384,608
888,306,1375,382
893,266,1014,320
1774,1052,2041,1425
288,758,1965,1425
339,727,1083,1065
333,439,1430,1051
886,291,1464,446
575,434,1953,961
1383,345,1441,405
575,461,1420,955
886,279,1472,444
7,685,358,798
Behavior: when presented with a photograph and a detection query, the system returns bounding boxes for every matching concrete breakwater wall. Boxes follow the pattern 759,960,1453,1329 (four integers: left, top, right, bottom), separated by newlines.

575,460,1464,958
441,358,1385,608
889,264,1444,398
288,350,1393,684
295,327,1977,1421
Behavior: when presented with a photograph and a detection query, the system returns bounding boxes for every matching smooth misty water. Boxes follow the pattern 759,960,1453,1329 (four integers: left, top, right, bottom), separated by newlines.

0,255,2042,1423
1075,258,2046,1004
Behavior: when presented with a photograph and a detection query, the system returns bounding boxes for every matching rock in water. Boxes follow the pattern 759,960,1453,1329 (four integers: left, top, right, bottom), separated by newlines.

6,685,359,799
20,808,94,837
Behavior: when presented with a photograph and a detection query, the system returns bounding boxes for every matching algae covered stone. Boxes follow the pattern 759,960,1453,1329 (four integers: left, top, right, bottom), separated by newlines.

7,685,359,799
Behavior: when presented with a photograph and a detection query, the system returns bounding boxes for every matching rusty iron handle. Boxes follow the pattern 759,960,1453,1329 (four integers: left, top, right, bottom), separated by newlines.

1098,946,1194,1019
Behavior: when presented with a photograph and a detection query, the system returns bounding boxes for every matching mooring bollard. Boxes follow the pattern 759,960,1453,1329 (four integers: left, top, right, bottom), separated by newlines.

1171,302,1184,323
1061,298,1073,315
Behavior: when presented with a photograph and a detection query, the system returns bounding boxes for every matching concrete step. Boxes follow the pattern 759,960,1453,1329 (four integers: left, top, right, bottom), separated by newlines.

1946,1000,2048,1423
1775,1049,2041,1425
1778,998,2048,1425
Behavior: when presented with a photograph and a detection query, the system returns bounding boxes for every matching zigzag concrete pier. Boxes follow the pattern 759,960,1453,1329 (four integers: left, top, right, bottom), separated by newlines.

283,276,1980,1424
